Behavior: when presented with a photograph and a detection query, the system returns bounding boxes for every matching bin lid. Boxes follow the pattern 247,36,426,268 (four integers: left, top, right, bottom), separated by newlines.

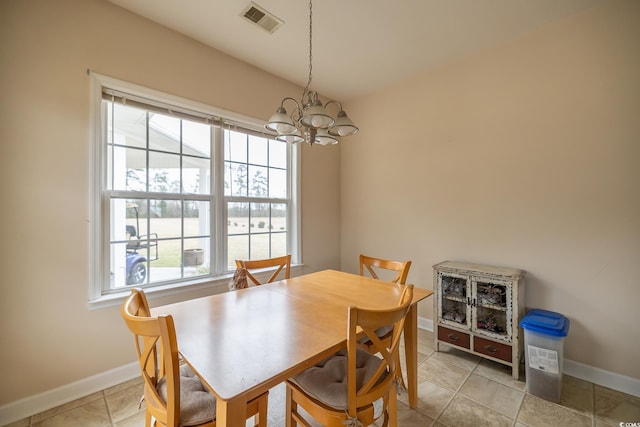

520,309,570,337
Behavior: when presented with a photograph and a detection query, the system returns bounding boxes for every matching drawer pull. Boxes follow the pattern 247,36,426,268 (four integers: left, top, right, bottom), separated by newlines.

447,333,459,341
484,345,498,353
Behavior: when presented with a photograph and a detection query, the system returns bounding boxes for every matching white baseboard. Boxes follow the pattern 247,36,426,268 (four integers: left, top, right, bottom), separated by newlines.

564,359,640,398
417,316,640,398
418,316,434,332
2,319,638,426
0,362,140,426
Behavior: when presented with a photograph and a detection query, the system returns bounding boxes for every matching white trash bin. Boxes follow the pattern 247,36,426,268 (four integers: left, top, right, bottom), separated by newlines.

520,309,570,403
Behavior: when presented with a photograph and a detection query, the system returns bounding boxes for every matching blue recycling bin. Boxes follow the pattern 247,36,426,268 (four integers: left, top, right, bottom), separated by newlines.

520,309,570,402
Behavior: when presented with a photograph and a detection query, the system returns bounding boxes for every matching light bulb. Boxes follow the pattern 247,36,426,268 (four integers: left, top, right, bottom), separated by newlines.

311,116,324,128
276,123,294,134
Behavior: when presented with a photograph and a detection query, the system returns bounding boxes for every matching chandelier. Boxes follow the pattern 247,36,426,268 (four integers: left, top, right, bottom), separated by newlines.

265,0,359,145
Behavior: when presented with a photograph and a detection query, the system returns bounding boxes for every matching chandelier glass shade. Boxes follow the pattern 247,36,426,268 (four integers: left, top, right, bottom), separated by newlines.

265,0,358,145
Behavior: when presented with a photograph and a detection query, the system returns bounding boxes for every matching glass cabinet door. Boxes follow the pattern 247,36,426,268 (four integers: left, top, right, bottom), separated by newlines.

438,272,471,329
472,278,512,341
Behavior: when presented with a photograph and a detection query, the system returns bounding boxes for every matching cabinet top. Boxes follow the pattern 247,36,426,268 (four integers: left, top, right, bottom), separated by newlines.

433,261,526,278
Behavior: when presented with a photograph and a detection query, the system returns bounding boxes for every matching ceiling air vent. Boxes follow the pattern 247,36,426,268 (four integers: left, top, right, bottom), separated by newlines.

241,2,284,34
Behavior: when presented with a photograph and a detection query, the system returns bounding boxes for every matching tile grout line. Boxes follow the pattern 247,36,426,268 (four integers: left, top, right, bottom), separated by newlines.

512,391,527,427
591,384,596,427
102,390,116,427
462,359,526,426
430,351,477,427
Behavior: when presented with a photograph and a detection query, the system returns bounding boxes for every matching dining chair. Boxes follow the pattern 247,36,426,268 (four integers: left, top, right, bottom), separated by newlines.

359,254,412,388
121,288,268,427
285,284,414,427
235,254,291,286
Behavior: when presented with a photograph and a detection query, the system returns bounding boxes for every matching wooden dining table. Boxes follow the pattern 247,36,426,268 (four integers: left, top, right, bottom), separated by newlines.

153,269,433,426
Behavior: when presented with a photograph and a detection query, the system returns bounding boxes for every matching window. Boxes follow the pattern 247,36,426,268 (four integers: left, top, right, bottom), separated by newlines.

90,74,299,300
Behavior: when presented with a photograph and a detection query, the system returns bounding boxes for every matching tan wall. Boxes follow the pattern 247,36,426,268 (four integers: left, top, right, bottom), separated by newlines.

341,0,640,379
0,0,340,404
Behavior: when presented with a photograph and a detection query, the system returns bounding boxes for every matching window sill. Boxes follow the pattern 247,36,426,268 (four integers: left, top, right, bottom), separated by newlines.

88,264,304,310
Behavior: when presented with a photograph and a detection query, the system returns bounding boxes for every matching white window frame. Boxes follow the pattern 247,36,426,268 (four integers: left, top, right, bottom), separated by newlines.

89,73,301,306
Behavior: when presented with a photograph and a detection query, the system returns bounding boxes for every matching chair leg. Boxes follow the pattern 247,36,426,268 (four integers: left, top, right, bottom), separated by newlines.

286,384,294,427
395,356,407,391
252,392,268,427
388,385,398,427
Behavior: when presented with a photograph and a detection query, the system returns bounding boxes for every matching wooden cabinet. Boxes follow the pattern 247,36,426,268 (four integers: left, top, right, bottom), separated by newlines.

433,261,526,379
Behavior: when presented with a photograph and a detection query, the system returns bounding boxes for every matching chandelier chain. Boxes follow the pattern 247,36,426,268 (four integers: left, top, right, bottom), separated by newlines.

303,0,313,101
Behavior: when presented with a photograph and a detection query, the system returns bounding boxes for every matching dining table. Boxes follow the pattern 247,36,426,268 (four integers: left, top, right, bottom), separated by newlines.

153,269,433,426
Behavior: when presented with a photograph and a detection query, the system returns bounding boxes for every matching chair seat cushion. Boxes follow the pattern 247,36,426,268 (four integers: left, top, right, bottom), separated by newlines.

290,349,388,410
157,364,216,426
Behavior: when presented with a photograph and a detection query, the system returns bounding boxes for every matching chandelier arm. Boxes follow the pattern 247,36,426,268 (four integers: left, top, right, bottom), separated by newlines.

279,97,303,125
280,97,301,110
323,100,343,111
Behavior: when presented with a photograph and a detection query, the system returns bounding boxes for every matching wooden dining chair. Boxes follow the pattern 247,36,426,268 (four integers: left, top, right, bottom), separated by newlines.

121,289,268,427
235,254,291,286
359,254,412,388
285,285,414,427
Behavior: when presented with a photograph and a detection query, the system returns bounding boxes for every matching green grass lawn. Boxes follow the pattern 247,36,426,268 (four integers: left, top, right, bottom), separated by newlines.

147,217,287,269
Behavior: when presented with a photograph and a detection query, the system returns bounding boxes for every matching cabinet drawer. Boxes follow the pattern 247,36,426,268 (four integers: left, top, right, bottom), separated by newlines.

438,326,470,349
474,337,512,362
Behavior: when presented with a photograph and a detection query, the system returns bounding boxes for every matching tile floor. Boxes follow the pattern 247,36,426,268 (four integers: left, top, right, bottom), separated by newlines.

4,330,640,427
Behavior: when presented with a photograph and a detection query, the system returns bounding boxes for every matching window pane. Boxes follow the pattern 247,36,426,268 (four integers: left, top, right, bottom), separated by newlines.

110,146,147,191
110,198,148,241
149,243,181,283
149,199,181,239
227,163,248,197
269,168,287,199
228,235,248,269
184,237,210,277
271,232,287,257
149,152,181,193
228,202,249,235
183,120,211,158
226,129,247,163
223,162,231,196
149,113,180,153
271,203,287,232
184,201,210,238
183,156,210,195
269,139,287,169
113,103,146,148
110,242,130,288
104,101,113,145
250,233,270,260
248,135,268,166
251,203,269,231
248,165,268,197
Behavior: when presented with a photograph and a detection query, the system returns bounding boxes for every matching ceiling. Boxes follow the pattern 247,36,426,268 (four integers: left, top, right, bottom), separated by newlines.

108,0,601,102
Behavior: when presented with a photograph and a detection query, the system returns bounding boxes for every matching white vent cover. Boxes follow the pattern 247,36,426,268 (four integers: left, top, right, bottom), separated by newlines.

240,2,284,34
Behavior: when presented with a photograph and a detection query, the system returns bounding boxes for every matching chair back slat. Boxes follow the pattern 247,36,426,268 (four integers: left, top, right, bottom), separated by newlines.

359,254,411,284
235,255,291,286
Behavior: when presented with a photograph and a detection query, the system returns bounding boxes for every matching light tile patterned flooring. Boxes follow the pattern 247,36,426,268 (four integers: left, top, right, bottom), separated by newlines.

5,330,639,427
